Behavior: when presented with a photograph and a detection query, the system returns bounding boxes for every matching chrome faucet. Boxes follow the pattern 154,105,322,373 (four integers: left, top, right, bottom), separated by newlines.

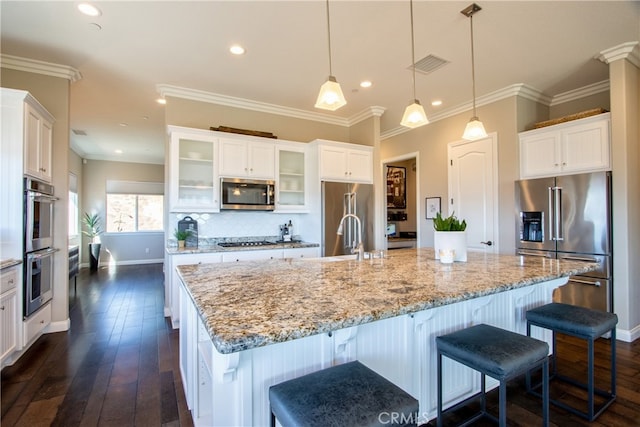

336,213,365,261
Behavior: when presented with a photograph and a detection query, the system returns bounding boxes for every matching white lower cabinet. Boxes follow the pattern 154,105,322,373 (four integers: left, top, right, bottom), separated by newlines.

178,276,564,426
23,302,51,347
282,247,319,259
221,249,282,263
1,288,18,365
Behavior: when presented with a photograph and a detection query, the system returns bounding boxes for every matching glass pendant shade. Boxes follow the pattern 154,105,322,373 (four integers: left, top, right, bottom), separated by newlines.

400,100,429,128
462,116,488,140
315,76,347,111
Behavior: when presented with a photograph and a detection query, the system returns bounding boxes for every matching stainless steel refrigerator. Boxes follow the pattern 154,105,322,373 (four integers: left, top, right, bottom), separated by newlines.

514,171,612,312
322,181,374,256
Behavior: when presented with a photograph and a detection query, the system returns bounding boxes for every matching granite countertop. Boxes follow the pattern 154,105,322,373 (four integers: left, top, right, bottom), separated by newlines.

176,248,598,354
1,258,22,270
166,240,319,255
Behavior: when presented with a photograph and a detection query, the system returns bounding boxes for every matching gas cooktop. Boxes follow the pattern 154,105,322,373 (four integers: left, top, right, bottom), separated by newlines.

217,241,275,248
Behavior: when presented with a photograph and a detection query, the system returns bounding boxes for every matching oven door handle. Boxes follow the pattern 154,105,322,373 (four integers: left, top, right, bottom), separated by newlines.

32,193,58,202
28,248,58,260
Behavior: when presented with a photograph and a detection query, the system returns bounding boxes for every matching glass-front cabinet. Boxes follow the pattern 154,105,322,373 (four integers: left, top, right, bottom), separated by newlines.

169,127,218,212
275,144,307,212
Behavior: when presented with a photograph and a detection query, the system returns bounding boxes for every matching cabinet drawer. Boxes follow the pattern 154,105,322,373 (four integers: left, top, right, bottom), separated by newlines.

1,268,18,293
24,302,51,345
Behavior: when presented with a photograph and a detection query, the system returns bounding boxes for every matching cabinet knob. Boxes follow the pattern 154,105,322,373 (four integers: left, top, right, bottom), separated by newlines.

554,163,559,167
8,279,13,284
562,162,567,166
0,306,5,311
40,320,45,324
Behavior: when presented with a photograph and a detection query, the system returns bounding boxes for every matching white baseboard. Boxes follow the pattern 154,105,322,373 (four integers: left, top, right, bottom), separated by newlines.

616,325,640,342
47,318,71,333
80,258,164,269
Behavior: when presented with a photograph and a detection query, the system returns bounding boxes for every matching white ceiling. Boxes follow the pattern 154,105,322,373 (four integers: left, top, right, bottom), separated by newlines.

2,1,639,165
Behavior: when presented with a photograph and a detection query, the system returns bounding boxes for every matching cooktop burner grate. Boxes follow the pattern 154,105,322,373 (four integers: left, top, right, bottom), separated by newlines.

217,241,274,248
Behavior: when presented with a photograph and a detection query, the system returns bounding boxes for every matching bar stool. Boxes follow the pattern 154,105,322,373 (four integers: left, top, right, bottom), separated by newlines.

436,323,549,427
269,360,419,427
526,302,617,421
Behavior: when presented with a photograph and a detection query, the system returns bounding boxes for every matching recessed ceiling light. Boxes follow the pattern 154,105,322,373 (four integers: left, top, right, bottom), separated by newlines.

431,100,443,106
78,3,101,17
88,23,102,31
360,81,372,88
157,98,166,105
119,123,128,127
114,149,123,154
230,45,245,55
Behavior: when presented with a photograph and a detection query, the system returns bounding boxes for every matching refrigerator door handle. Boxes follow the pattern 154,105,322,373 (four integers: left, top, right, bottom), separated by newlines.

562,255,600,263
517,250,552,258
568,277,602,287
548,186,554,241
554,186,563,241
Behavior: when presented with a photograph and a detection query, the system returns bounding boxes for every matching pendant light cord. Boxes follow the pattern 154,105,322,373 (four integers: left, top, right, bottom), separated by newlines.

325,0,333,76
469,13,477,117
410,0,417,101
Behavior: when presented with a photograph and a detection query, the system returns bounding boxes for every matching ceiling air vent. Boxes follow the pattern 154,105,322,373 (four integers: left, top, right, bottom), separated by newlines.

410,54,449,75
72,129,87,136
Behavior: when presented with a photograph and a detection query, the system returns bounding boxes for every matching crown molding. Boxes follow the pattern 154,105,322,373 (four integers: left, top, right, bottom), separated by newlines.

157,84,350,127
381,84,550,140
596,41,640,68
349,106,386,126
1,54,82,82
550,80,609,106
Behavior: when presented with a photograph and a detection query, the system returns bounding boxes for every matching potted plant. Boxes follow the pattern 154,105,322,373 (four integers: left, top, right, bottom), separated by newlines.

433,211,468,262
174,228,192,249
82,212,103,271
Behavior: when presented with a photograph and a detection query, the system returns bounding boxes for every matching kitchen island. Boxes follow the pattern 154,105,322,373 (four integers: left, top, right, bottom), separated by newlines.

176,248,598,426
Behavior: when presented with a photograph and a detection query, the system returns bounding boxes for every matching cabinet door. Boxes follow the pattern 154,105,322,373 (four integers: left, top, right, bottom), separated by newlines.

347,149,373,183
319,146,348,181
283,247,319,259
39,119,53,182
247,142,275,179
0,288,17,362
219,139,248,177
221,249,282,262
276,147,306,211
170,134,218,212
519,131,560,179
24,104,42,180
561,119,610,173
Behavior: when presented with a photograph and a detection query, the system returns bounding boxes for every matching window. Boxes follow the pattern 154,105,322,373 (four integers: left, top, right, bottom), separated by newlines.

69,173,79,237
106,181,164,232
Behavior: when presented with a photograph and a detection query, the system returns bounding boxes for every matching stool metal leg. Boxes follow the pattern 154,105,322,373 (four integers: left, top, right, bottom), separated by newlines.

480,373,486,415
611,328,617,397
270,408,276,427
499,380,507,427
588,337,595,420
437,351,443,427
542,359,549,427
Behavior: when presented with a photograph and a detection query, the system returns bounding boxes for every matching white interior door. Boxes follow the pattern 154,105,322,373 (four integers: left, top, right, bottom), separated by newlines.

448,134,498,253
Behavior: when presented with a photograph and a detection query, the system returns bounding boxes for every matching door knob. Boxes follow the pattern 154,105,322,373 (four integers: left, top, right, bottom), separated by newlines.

481,241,493,246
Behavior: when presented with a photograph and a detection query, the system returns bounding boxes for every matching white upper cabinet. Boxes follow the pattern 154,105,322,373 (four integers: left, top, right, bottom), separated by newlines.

275,144,307,212
315,140,373,183
519,113,611,179
168,127,218,212
23,98,54,183
219,138,275,179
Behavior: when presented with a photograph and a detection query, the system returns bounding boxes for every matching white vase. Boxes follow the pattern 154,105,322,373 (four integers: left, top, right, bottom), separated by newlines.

434,231,467,262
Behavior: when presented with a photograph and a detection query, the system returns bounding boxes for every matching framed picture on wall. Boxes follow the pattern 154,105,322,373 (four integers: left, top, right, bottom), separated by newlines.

386,166,406,209
425,197,441,219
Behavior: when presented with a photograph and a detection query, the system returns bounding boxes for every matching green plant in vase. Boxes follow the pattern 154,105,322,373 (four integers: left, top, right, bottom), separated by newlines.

174,228,192,249
82,212,103,271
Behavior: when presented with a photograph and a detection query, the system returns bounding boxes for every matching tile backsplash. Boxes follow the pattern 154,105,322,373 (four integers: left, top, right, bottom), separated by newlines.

170,211,316,241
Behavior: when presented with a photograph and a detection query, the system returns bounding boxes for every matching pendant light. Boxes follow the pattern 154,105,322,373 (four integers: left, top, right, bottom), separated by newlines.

315,0,346,111
461,3,488,140
400,0,428,128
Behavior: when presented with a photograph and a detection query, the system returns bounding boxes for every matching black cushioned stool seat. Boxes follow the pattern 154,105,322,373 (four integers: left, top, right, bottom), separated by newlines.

526,303,618,421
269,360,419,427
436,323,549,427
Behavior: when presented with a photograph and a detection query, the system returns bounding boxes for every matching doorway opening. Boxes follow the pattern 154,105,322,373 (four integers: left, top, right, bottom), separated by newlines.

382,152,419,250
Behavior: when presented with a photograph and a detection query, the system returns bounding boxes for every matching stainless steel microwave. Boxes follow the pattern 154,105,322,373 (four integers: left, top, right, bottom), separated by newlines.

220,178,275,211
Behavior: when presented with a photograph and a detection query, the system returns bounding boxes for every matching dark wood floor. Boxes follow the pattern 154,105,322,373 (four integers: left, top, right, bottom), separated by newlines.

1,263,192,427
2,263,640,426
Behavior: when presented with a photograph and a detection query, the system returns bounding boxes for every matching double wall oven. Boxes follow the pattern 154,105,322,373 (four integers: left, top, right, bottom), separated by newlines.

24,177,57,318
